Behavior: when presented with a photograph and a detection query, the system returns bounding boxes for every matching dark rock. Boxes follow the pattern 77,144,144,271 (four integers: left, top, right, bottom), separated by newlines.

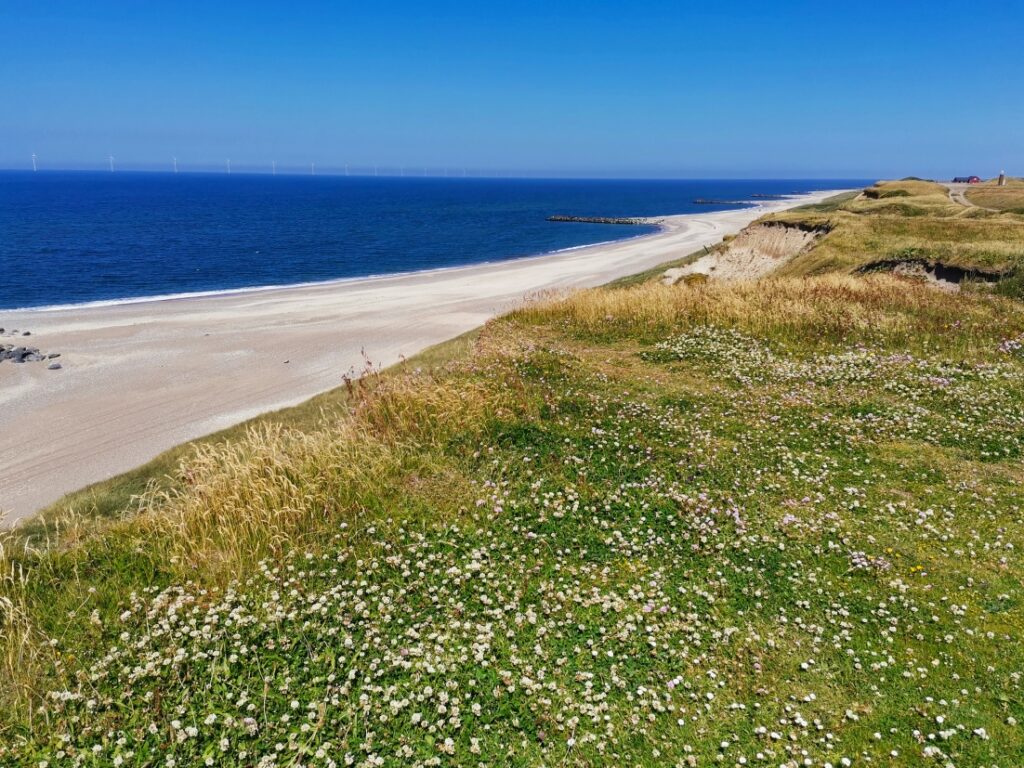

48,362,62,370
22,331,30,336
0,342,58,364
547,215,650,225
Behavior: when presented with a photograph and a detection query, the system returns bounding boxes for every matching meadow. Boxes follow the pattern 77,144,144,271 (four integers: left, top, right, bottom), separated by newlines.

768,180,1024,281
965,178,1024,215
3,182,1024,766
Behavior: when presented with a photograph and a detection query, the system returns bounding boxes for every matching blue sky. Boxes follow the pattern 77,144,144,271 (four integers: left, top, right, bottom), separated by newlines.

1,0,1021,178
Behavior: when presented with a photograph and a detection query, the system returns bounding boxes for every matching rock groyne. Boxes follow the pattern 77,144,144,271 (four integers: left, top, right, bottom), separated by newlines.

546,215,654,225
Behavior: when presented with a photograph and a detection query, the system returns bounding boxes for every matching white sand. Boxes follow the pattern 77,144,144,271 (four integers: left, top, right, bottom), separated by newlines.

661,221,824,284
0,190,842,524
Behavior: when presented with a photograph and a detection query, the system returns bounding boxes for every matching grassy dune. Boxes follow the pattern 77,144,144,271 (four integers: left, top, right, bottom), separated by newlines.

9,331,484,543
4,184,1024,765
966,178,1024,214
766,180,1024,278
4,271,1024,766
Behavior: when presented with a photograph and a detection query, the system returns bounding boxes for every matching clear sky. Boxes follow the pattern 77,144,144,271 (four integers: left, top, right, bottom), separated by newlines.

1,0,1021,178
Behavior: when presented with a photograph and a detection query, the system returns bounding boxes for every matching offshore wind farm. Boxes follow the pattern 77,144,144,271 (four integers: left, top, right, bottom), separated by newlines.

20,154,616,178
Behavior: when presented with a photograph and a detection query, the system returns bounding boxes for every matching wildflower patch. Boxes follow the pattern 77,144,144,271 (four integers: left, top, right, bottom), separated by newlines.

4,279,1024,766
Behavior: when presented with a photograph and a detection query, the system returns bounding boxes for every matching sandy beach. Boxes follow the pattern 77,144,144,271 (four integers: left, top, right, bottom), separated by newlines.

0,191,841,524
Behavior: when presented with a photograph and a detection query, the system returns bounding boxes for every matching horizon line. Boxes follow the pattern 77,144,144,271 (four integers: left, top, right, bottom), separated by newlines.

0,167,878,182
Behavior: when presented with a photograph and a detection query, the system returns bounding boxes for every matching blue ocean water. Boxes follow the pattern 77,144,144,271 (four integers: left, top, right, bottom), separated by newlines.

0,174,866,310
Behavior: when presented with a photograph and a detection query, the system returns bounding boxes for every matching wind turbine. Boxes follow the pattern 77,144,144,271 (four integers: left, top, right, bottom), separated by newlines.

374,165,378,177
272,160,277,176
310,162,315,176
108,155,115,172
31,153,37,172
173,156,178,174
226,159,231,174
344,164,349,176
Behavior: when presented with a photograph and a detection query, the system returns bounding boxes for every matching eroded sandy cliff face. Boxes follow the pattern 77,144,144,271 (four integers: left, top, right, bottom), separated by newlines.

663,221,829,284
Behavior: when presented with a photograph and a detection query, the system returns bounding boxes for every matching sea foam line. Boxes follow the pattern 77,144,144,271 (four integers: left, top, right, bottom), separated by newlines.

7,192,838,314
5,227,665,314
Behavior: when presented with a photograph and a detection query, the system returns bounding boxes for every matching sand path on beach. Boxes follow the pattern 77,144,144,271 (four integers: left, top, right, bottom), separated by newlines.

0,190,841,524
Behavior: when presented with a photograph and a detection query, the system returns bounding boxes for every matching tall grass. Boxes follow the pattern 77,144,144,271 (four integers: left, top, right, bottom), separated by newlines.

0,555,50,733
756,179,1024,277
966,185,1024,213
146,365,508,579
0,334,530,728
514,274,1024,354
4,271,1024,763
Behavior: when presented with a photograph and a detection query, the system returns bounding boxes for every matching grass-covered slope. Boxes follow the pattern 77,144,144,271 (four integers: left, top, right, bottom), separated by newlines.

966,178,1024,214
4,275,1024,766
766,180,1024,279
7,331,484,540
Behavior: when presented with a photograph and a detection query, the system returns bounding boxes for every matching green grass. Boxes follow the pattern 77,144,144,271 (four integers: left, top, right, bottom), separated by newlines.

4,272,1024,766
604,247,708,288
7,182,1024,765
788,189,861,213
761,180,1024,277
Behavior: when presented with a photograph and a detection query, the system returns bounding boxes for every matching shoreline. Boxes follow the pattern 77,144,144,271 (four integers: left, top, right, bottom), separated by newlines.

0,190,845,525
6,226,664,314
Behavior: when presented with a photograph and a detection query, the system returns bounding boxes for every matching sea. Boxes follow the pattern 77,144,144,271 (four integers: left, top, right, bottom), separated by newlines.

0,174,867,310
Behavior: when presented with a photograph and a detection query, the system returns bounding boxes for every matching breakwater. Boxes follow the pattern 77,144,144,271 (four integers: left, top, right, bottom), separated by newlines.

546,215,654,225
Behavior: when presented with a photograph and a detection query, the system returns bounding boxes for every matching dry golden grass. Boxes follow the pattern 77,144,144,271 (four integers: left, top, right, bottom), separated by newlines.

757,180,1024,277
148,425,400,574
966,181,1024,213
977,176,1024,187
0,325,561,716
0,334,528,720
146,364,512,579
0,558,48,731
855,179,960,215
10,329,486,542
866,179,946,196
514,273,1024,354
777,212,1024,275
